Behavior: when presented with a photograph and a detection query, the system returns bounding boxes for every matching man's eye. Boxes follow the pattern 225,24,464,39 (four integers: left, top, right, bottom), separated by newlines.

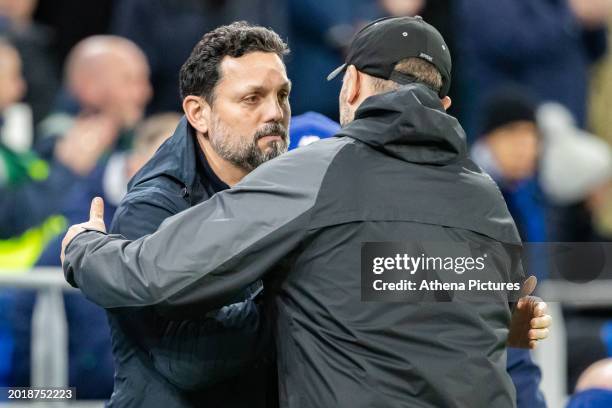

243,95,259,104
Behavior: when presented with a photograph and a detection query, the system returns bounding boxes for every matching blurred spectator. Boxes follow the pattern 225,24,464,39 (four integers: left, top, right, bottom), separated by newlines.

455,0,610,141
38,35,152,149
569,387,612,406
589,16,612,146
471,87,545,244
0,40,114,252
289,111,340,150
470,87,547,408
379,0,425,17
0,38,25,124
567,358,612,407
3,35,151,398
0,33,32,152
39,112,181,263
569,0,612,29
538,103,612,390
576,358,612,389
539,104,612,207
0,0,59,125
111,0,287,113
115,112,184,197
8,113,180,398
538,103,612,240
0,38,120,392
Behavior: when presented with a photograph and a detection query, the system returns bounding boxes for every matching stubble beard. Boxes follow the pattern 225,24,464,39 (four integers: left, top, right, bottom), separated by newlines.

339,86,353,127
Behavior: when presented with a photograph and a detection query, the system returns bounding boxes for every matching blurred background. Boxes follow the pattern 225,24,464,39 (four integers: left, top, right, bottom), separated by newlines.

2,0,612,406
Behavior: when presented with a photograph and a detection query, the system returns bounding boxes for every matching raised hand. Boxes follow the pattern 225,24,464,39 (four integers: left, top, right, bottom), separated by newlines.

507,276,552,349
54,114,120,176
60,197,107,265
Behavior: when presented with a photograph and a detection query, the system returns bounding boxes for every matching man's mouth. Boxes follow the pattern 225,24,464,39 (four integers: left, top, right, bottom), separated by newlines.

258,134,284,142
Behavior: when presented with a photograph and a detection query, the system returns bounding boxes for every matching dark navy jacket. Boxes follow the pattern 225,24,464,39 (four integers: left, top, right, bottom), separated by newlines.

105,118,270,407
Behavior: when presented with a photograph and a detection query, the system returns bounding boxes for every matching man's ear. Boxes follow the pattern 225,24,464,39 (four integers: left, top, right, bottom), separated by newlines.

441,96,452,111
182,95,210,136
344,65,361,106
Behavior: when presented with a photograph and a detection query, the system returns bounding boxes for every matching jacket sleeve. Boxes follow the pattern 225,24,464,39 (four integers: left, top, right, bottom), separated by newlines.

109,186,181,240
63,143,340,312
506,348,547,408
108,186,265,390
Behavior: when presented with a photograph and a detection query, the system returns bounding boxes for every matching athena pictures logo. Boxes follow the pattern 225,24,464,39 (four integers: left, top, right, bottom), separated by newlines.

361,242,525,302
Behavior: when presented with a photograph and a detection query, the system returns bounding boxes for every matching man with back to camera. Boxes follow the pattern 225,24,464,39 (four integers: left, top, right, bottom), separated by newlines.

62,18,551,407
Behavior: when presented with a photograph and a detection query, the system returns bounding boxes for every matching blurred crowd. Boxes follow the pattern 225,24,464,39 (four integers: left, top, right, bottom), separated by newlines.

3,0,612,405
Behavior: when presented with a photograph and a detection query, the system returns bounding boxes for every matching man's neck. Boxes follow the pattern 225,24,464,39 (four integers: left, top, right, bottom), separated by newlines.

196,134,248,187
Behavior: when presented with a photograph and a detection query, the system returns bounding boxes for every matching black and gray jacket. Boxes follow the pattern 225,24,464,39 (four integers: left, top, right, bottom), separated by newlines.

65,84,523,408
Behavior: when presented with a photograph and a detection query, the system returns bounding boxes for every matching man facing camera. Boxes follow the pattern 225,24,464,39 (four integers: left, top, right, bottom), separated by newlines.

95,22,290,408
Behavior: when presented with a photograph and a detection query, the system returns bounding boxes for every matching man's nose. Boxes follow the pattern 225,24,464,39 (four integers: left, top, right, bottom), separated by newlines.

262,96,285,123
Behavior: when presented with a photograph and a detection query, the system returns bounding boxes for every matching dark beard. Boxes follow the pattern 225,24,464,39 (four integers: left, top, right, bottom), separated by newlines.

241,138,287,171
209,119,289,172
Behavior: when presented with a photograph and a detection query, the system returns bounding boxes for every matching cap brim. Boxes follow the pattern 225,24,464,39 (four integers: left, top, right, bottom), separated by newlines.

326,63,347,81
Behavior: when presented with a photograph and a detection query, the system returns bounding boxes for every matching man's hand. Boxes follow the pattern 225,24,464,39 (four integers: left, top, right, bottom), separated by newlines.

60,197,107,265
507,276,552,349
54,114,120,176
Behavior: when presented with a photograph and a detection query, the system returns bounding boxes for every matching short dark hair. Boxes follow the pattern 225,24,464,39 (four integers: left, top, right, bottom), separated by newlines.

370,57,443,95
179,21,289,103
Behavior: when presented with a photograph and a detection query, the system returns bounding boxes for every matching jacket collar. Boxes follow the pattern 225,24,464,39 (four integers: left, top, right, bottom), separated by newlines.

338,84,467,165
128,116,227,199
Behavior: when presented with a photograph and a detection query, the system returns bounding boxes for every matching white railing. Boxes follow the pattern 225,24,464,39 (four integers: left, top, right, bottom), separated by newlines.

0,268,104,407
0,268,72,389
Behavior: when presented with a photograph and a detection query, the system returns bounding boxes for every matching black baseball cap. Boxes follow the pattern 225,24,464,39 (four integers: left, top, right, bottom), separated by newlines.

327,16,452,98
